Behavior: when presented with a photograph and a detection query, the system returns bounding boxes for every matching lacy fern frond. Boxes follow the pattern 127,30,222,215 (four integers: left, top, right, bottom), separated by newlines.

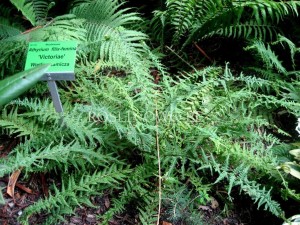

19,164,132,225
200,152,283,217
138,193,158,225
0,106,43,139
101,163,156,223
245,40,287,74
0,140,116,176
273,34,300,69
203,22,278,40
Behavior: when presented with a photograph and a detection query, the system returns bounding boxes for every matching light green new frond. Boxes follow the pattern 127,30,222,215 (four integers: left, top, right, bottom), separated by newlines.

199,152,283,217
6,98,107,147
245,40,287,74
242,181,283,217
0,140,118,177
0,107,42,138
273,34,300,69
101,163,155,223
63,108,104,147
9,98,58,123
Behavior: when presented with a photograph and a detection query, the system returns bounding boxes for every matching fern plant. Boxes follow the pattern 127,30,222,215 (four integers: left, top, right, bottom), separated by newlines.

1,59,299,224
0,1,300,225
71,0,149,66
151,0,300,47
10,0,55,26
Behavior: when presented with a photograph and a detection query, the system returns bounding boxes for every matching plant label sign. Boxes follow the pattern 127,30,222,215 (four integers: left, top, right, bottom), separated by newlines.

25,41,77,115
25,41,77,80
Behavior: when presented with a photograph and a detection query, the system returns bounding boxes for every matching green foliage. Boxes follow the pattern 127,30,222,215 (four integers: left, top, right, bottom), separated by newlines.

245,40,287,74
71,0,149,69
1,60,299,223
0,64,50,106
10,0,55,26
151,0,300,47
278,148,300,180
163,185,205,225
0,0,150,78
0,14,86,78
0,15,22,40
10,0,37,26
0,0,300,224
19,165,132,225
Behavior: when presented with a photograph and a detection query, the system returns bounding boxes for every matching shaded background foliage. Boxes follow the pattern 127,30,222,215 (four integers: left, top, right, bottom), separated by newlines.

0,0,300,225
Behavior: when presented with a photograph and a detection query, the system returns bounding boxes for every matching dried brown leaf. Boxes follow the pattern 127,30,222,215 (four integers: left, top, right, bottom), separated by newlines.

162,221,173,225
210,197,219,209
7,168,22,199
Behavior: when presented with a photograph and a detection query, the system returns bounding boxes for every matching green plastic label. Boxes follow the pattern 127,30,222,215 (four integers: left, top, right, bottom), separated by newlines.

25,41,77,73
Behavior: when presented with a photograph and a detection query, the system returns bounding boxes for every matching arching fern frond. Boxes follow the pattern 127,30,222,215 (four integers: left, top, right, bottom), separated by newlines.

71,0,149,68
203,22,278,40
272,34,300,69
245,40,287,74
10,0,55,26
152,0,300,47
19,164,132,225
0,4,23,40
10,0,36,26
0,18,22,40
185,0,300,46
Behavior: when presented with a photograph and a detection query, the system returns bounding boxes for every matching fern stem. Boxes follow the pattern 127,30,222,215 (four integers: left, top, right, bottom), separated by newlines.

155,101,162,225
193,42,213,63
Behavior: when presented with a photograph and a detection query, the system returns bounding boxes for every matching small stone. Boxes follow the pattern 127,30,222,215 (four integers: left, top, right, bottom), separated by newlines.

17,211,22,216
86,214,96,223
70,217,82,224
8,202,15,208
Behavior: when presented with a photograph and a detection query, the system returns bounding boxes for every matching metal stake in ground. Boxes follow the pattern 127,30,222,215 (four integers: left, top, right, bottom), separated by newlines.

47,78,63,113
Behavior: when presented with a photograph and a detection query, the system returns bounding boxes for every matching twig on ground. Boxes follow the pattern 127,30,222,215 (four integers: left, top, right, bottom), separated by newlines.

193,42,213,63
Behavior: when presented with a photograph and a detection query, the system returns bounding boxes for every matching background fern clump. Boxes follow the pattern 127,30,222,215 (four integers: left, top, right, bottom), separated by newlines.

0,0,300,224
